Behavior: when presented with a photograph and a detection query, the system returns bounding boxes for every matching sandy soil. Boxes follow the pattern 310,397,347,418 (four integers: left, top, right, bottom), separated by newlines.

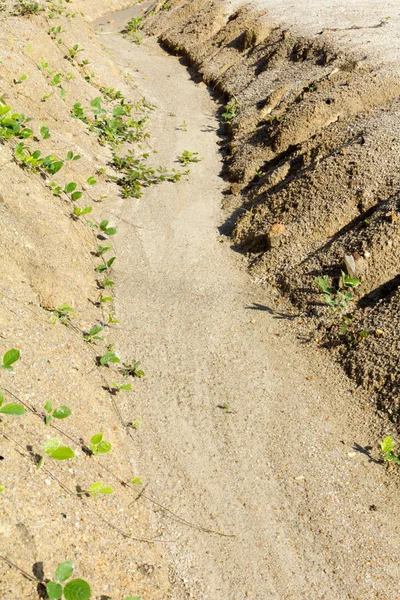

94,7,400,599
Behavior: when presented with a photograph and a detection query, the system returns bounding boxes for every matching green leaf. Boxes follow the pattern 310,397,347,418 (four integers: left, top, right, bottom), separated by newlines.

46,414,52,425
66,151,73,160
53,406,72,420
44,400,53,413
0,403,26,415
99,485,114,494
46,581,63,600
43,438,61,454
51,446,75,461
97,441,112,454
63,579,91,600
381,436,395,454
90,433,103,445
124,597,142,600
89,481,103,494
55,561,74,583
40,126,51,139
2,349,20,366
130,477,143,486
89,326,103,337
100,352,120,366
87,176,96,186
37,456,45,470
0,393,3,407
71,191,83,202
65,182,77,194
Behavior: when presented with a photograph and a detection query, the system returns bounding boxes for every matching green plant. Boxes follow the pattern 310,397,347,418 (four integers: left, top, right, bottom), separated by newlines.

130,476,143,486
0,104,33,140
315,271,360,310
111,382,132,392
99,293,113,303
44,400,72,425
12,0,43,15
40,125,51,139
0,485,4,493
177,150,202,165
40,438,75,467
99,220,117,236
127,419,141,430
221,98,239,122
87,176,96,186
14,143,64,174
46,561,91,600
84,325,104,343
126,16,143,33
100,351,120,366
73,206,92,218
95,256,116,273
67,44,83,60
89,433,112,456
0,392,25,415
108,313,119,324
53,304,75,323
14,74,27,84
98,277,115,289
178,120,188,131
84,481,114,498
120,360,144,378
96,244,111,257
66,151,81,161
0,348,20,371
380,436,400,464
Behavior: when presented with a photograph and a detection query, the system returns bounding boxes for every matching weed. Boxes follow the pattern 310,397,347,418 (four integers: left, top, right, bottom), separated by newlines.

0,392,25,415
53,304,75,323
73,206,92,218
95,256,116,273
96,244,111,257
221,98,239,122
40,125,51,139
126,16,143,33
89,433,112,456
120,360,144,378
44,401,72,425
83,325,104,343
12,0,43,15
46,561,91,600
0,348,20,371
315,271,360,311
14,74,27,84
99,220,117,236
130,477,143,486
15,143,64,175
84,481,114,498
40,438,75,466
178,150,202,165
0,104,33,140
380,436,400,464
110,381,132,393
100,351,120,366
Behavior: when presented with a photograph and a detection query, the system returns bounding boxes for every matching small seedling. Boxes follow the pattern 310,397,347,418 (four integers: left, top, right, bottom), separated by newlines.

99,220,117,236
177,150,202,165
99,277,115,289
222,98,239,122
66,151,81,161
46,561,91,600
39,438,75,468
380,436,400,464
96,244,111,257
120,360,144,378
53,304,75,323
87,481,114,498
127,419,141,430
89,433,112,456
130,477,143,486
73,206,92,218
108,313,119,324
0,392,25,415
95,257,116,273
40,125,51,139
315,272,360,311
99,294,113,303
178,120,188,131
0,485,4,493
111,382,132,392
44,400,72,425
0,348,20,371
87,176,97,186
84,325,104,343
221,402,235,414
100,351,120,366
14,75,27,84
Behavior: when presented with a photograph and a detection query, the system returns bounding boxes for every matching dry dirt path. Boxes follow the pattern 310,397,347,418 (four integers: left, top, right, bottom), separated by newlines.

95,8,400,599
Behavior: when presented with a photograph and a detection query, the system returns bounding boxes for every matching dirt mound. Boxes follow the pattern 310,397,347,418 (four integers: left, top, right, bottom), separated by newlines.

142,0,400,424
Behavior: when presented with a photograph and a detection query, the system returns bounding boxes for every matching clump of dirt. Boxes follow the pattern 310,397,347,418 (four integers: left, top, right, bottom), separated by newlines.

0,1,172,597
142,0,400,424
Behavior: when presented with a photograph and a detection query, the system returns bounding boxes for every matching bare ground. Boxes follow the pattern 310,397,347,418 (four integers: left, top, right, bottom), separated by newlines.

94,6,400,599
